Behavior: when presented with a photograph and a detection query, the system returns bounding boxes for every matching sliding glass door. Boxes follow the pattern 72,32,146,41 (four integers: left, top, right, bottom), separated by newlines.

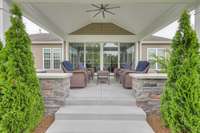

69,43,84,69
69,42,135,72
103,43,118,72
120,43,135,69
86,43,100,72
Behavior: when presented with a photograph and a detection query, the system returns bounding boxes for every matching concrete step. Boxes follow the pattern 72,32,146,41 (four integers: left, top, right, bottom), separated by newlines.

65,97,136,106
55,105,146,121
46,120,154,133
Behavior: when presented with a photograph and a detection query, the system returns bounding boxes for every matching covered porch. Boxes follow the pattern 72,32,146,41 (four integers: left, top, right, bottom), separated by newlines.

1,1,200,63
37,72,166,132
1,0,200,132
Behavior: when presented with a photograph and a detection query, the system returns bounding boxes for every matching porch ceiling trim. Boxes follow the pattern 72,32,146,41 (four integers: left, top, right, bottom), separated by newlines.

19,2,65,39
15,0,200,41
18,0,197,4
137,3,198,41
67,35,136,42
142,41,171,44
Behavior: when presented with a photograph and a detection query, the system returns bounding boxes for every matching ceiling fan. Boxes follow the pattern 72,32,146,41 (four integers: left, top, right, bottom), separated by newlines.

86,4,120,18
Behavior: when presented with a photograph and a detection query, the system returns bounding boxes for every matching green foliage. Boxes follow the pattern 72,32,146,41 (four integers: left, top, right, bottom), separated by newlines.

0,41,3,51
0,3,44,133
161,11,200,133
152,50,170,73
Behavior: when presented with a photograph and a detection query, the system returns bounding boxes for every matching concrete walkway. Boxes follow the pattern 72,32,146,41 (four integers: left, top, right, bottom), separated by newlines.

47,78,154,133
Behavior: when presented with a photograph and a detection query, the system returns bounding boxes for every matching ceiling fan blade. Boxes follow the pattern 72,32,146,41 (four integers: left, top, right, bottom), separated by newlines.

93,11,101,17
91,4,101,9
102,11,105,18
104,4,110,8
86,9,100,12
105,10,115,15
106,6,120,10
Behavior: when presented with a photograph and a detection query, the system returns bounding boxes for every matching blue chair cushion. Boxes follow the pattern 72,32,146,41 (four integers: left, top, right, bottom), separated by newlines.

63,61,73,71
136,61,150,72
122,64,130,69
79,63,85,69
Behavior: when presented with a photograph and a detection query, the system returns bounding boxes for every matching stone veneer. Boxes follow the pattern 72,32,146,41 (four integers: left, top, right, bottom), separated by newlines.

130,73,167,114
37,73,72,115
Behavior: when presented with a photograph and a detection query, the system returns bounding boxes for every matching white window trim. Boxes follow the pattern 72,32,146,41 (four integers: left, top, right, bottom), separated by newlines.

147,48,166,70
69,42,135,71
43,48,62,70
43,48,51,70
52,48,62,70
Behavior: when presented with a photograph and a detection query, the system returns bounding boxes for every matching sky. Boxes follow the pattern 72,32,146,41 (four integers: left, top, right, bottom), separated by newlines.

23,17,48,34
153,11,195,39
23,11,195,39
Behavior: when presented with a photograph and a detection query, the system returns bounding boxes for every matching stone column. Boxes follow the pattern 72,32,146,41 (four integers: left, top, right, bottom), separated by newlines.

130,73,167,114
37,73,72,115
195,5,200,40
0,0,11,44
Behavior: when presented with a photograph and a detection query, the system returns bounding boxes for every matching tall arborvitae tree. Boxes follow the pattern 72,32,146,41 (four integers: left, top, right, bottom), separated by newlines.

0,41,3,51
161,11,200,133
0,3,44,132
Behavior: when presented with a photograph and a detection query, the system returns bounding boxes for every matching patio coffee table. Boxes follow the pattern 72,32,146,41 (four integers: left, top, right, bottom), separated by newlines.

97,70,110,84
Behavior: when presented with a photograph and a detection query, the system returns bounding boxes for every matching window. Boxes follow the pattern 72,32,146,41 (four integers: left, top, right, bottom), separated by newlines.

53,48,62,69
43,48,62,69
69,43,84,69
120,43,135,69
86,43,100,72
147,48,167,70
43,48,51,69
69,42,136,72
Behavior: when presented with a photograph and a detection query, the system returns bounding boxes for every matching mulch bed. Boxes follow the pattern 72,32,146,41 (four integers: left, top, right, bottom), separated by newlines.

147,112,170,133
33,115,55,133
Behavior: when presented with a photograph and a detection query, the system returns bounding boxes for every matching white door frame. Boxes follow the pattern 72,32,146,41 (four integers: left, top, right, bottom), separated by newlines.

68,41,135,72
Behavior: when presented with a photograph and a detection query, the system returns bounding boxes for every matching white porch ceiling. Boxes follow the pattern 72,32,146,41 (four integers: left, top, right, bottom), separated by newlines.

15,0,199,41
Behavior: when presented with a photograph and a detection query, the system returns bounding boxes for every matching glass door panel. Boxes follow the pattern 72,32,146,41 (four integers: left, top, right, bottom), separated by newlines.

86,43,100,72
120,43,135,69
103,43,118,72
69,43,84,69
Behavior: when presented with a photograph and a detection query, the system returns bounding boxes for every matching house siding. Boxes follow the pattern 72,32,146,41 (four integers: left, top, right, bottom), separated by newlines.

31,43,62,72
141,43,171,60
31,42,171,73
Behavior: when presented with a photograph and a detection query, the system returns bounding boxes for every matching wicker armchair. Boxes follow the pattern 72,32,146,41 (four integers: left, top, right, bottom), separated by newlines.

62,61,88,88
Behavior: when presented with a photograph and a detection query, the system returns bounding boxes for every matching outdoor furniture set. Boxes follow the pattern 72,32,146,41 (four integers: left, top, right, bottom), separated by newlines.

62,61,94,88
114,61,150,89
62,60,150,89
97,70,110,84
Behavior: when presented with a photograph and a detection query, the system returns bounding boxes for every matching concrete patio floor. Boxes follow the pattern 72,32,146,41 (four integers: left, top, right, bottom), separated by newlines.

47,77,154,133
70,78,133,98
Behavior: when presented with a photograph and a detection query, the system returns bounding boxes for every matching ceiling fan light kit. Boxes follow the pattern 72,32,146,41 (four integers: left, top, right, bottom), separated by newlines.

86,4,120,18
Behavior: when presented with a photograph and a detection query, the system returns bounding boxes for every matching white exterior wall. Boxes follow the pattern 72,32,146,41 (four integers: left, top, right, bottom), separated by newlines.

0,0,11,44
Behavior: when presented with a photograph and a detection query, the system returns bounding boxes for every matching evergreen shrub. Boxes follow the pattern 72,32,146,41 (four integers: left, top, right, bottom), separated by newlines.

0,3,44,133
0,41,3,51
161,11,200,133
